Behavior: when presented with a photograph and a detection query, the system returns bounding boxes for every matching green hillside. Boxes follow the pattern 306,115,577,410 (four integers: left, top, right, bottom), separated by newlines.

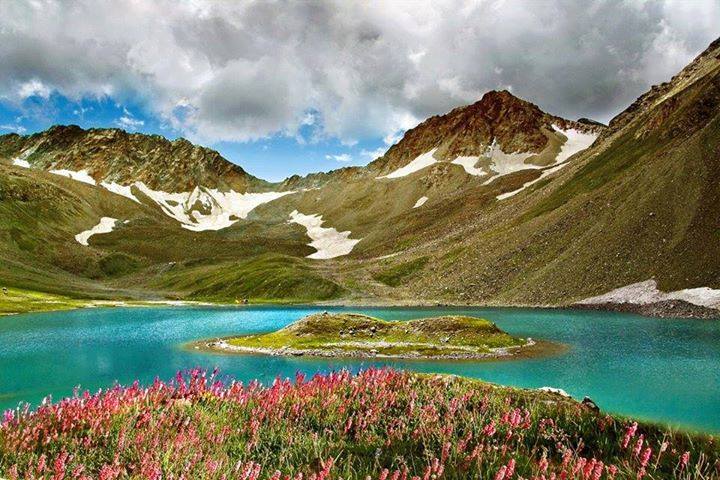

0,38,718,313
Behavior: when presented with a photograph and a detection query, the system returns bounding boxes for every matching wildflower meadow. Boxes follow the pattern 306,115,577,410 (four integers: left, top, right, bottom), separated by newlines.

1,368,718,479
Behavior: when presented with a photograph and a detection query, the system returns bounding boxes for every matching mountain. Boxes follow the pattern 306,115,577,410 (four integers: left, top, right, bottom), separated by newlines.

261,89,604,270
366,35,720,309
370,90,602,178
0,125,269,192
0,126,298,233
1,36,719,313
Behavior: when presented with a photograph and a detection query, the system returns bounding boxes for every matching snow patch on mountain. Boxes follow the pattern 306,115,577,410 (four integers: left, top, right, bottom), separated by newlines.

413,196,428,208
11,145,38,168
12,158,31,168
32,165,292,231
552,125,598,163
49,169,96,185
377,148,438,179
481,140,535,185
75,217,118,246
23,163,290,230
451,156,486,176
134,183,294,231
100,181,140,203
578,280,720,310
289,210,360,259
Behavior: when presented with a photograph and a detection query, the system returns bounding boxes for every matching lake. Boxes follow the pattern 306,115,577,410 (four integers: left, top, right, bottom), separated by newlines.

1,305,718,432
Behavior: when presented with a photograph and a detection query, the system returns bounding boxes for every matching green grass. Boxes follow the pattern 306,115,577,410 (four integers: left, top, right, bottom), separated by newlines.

0,287,89,315
224,312,526,357
373,256,429,287
97,252,141,277
149,253,345,303
3,368,716,479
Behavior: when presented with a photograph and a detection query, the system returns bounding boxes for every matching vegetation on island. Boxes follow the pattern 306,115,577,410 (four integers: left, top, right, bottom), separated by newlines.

1,368,717,479
216,313,530,359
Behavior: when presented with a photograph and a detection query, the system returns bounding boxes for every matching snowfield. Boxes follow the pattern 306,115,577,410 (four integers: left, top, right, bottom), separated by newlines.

552,125,598,163
413,196,428,208
480,139,535,185
100,181,140,203
36,166,294,230
36,168,294,231
451,156,486,176
11,145,38,168
12,158,31,168
49,169,97,185
494,127,598,199
133,183,294,231
578,280,720,310
288,210,360,259
75,217,118,246
377,149,438,179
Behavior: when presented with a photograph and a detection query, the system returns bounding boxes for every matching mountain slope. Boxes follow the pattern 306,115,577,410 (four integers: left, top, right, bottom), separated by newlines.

1,37,718,311
357,36,720,307
261,89,604,266
0,126,302,232
0,125,269,192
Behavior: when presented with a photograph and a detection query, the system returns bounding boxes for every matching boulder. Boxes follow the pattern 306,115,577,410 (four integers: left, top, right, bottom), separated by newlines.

582,396,600,412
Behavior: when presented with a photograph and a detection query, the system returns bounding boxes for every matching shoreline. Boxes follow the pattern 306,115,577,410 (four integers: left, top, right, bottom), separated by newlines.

188,336,567,362
4,292,718,320
572,300,720,319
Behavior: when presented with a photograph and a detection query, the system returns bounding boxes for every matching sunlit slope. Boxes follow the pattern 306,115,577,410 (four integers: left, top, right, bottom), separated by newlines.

0,163,157,297
0,39,717,307
0,162,340,302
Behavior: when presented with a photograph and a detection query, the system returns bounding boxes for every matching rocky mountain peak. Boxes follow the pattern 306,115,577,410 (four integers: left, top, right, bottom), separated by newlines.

1,125,270,193
370,90,602,176
468,89,545,118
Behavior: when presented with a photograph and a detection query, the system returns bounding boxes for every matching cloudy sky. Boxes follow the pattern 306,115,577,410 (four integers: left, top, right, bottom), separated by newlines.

1,0,718,180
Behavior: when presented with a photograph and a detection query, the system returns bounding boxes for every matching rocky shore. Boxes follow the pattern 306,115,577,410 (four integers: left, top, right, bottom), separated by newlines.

198,337,550,360
573,299,720,319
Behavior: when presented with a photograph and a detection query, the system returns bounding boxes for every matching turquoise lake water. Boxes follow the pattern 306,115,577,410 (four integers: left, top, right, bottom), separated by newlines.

1,306,718,432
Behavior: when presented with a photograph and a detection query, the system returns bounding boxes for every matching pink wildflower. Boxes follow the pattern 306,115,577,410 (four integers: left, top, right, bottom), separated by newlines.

622,422,638,448
679,451,690,469
640,447,652,467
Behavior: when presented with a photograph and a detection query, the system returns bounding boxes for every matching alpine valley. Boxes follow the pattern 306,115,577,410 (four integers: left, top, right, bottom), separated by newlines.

2,38,720,318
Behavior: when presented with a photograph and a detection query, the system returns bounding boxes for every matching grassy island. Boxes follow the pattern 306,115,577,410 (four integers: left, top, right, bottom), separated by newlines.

205,312,536,359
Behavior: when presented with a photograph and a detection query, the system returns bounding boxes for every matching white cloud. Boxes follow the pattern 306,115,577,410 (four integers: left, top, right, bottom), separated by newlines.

361,147,387,161
116,116,144,129
0,0,718,145
0,123,26,134
115,108,145,130
326,153,353,163
17,79,52,99
408,49,426,65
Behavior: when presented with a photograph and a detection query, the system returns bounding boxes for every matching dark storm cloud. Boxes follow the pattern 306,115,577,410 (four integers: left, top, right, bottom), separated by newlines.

0,0,717,143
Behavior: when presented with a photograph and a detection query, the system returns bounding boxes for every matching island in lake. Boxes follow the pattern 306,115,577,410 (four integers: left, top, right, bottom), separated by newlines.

199,312,553,359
